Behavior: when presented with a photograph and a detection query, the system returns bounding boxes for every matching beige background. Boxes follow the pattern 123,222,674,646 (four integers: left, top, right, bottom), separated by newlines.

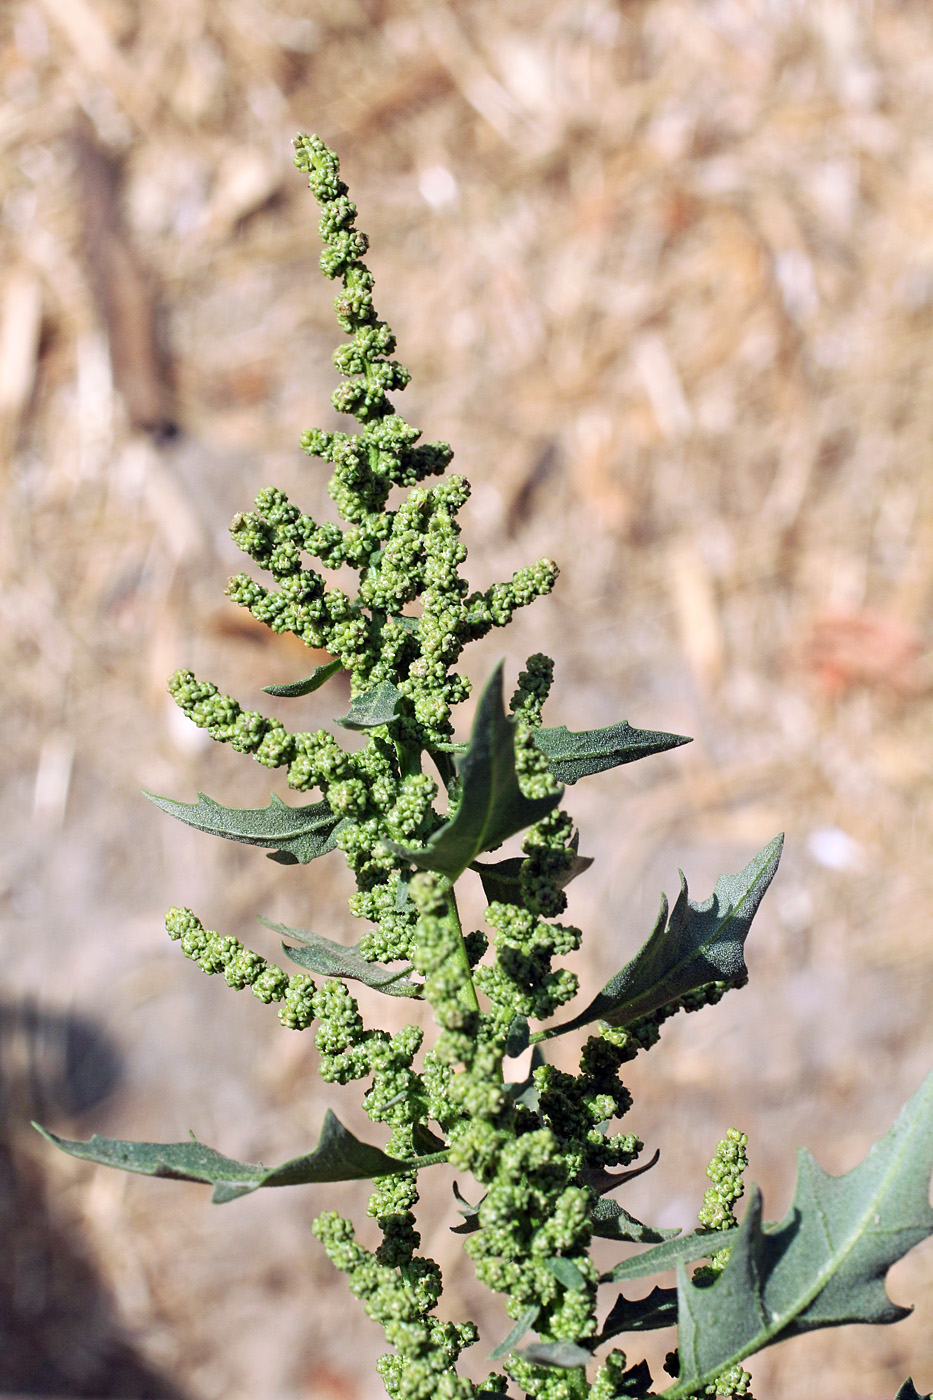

2,1,933,1396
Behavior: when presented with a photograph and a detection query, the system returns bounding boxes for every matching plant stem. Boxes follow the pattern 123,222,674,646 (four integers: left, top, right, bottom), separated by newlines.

444,885,479,1014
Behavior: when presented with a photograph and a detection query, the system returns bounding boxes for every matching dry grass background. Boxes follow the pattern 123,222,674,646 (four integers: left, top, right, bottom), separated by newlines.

2,1,933,1396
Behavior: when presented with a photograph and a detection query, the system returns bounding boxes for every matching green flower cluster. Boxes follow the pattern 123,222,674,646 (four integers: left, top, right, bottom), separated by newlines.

140,135,790,1400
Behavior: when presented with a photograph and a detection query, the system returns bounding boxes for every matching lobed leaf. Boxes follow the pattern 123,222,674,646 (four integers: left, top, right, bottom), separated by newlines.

144,790,343,866
35,1108,444,1205
263,659,343,697
264,918,422,997
532,720,691,785
896,1383,932,1400
543,834,783,1039
390,664,561,881
667,1068,933,1397
334,680,404,730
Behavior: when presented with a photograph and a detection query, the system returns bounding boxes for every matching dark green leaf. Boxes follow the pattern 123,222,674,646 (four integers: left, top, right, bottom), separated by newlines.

143,790,343,866
504,1043,547,1113
391,614,419,633
390,663,561,881
598,1286,678,1340
412,1123,447,1155
546,1256,588,1291
505,1016,530,1057
335,681,403,730
472,852,593,905
591,1197,680,1244
262,659,343,697
582,1147,661,1196
489,1304,540,1360
35,1108,442,1205
517,1340,593,1369
532,720,690,785
600,1226,737,1284
896,1382,932,1400
263,919,421,997
544,834,783,1039
667,1068,933,1397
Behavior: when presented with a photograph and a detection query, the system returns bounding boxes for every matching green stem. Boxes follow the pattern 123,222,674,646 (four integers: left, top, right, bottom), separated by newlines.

443,885,479,1015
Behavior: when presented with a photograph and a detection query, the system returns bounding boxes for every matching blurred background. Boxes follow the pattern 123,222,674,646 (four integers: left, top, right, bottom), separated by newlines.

2,1,932,1396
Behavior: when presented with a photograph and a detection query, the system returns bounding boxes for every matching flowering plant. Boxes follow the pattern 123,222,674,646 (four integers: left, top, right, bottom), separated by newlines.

41,136,933,1400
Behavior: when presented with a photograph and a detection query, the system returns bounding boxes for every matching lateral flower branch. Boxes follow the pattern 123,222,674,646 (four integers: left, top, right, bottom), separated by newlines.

40,135,933,1400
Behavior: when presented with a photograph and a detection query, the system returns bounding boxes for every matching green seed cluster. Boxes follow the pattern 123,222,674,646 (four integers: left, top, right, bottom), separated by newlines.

153,134,769,1400
164,907,316,1029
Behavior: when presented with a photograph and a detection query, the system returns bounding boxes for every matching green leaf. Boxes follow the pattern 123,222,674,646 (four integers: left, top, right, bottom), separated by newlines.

505,1015,530,1057
546,1256,588,1291
35,1108,442,1205
532,720,691,785
390,663,561,881
600,1226,738,1284
896,1382,932,1400
598,1286,678,1340
582,1146,661,1196
666,1068,933,1398
517,1340,593,1369
143,790,343,866
472,852,593,906
544,834,783,1039
489,1304,540,1360
263,919,422,997
591,1197,681,1244
262,659,343,697
334,681,403,730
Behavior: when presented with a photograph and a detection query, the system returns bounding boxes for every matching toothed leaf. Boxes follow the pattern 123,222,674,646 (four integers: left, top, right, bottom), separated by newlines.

532,720,691,785
35,1108,440,1204
598,1286,679,1340
144,790,343,866
390,664,560,881
667,1069,933,1397
545,834,783,1038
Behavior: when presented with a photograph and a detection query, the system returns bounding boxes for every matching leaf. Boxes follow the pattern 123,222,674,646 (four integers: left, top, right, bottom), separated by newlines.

505,1015,530,1057
263,919,421,997
144,790,343,866
390,664,561,881
262,659,343,696
546,1256,588,1291
896,1382,932,1400
489,1304,540,1360
35,1108,443,1205
600,1226,738,1284
517,1340,593,1369
532,720,691,785
598,1286,679,1341
591,1197,680,1244
582,1147,662,1196
412,1122,447,1155
335,681,404,730
666,1068,933,1398
544,835,783,1039
472,852,593,906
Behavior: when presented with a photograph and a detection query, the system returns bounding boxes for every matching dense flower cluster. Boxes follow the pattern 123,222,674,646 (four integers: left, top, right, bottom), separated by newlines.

149,135,777,1400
